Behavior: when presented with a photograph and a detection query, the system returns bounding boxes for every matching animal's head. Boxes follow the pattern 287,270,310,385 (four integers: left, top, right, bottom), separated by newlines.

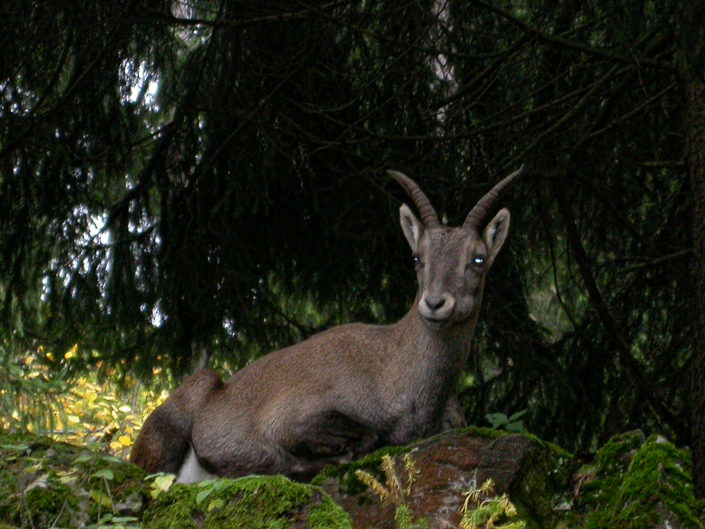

390,168,522,330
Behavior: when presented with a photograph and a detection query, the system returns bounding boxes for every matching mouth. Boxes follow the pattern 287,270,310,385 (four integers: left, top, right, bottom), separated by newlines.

421,315,452,330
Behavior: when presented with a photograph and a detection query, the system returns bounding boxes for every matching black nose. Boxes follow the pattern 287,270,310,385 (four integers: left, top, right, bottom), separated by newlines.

425,297,446,311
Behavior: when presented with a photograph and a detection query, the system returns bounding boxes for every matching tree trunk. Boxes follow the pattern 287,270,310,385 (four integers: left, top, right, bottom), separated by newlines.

684,70,705,498
677,1,705,498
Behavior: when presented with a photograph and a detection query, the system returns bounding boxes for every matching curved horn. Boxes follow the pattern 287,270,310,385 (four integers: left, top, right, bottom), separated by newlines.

463,165,524,229
388,170,441,228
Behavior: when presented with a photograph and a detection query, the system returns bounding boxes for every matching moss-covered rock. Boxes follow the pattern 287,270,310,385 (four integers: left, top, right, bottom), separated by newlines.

311,427,506,497
315,428,574,529
577,431,703,529
142,474,352,529
2,428,701,529
0,432,149,528
0,432,350,529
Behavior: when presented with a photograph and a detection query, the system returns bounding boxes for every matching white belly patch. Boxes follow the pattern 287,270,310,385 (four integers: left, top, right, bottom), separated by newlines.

176,445,218,483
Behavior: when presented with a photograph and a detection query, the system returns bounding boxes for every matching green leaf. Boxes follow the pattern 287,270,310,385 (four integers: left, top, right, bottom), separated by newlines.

196,488,212,504
100,455,123,464
92,468,115,480
207,498,225,511
149,473,176,498
508,409,528,422
107,516,139,523
506,420,525,433
486,413,509,429
1,443,30,452
89,488,113,509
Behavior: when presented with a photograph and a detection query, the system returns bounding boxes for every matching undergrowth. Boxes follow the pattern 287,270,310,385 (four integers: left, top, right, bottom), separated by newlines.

0,342,168,460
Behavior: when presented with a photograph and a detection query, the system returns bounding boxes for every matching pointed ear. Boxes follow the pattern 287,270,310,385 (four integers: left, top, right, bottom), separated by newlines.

399,204,424,252
482,208,511,267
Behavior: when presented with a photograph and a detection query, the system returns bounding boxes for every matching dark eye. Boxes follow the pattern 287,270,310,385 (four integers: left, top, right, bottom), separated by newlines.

472,256,485,266
413,255,423,266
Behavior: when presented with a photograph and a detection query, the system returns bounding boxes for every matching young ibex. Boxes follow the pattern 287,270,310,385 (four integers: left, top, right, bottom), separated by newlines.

130,168,522,482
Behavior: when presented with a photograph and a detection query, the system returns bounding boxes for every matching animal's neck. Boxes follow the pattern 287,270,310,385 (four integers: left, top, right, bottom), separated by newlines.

379,305,479,440
391,304,479,387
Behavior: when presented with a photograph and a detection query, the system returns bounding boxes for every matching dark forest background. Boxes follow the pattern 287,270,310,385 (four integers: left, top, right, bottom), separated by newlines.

1,1,704,495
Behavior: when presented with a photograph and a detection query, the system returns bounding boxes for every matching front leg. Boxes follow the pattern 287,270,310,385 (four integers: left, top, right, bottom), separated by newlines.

283,410,381,481
441,395,467,431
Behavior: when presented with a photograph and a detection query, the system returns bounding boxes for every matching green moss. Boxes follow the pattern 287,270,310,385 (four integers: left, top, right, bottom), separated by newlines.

581,433,702,529
143,484,195,529
0,467,19,525
143,475,351,529
26,481,78,527
594,430,645,474
457,425,509,439
307,494,354,529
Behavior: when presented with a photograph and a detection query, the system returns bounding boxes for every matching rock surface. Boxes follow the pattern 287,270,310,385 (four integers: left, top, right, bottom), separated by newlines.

314,428,573,529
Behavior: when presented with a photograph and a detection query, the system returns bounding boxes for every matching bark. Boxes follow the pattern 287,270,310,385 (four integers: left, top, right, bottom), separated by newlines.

670,3,705,497
675,0,705,497
684,71,705,499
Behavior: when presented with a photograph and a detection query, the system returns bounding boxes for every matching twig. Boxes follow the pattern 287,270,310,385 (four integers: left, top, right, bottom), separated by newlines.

475,0,675,70
554,179,686,440
144,0,355,29
620,248,692,274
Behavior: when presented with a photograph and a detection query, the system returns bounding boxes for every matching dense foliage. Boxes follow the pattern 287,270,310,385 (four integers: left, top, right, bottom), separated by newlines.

1,0,704,486
0,343,166,459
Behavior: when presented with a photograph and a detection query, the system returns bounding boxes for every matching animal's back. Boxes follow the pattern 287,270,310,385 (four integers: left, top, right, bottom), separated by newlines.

195,322,396,436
